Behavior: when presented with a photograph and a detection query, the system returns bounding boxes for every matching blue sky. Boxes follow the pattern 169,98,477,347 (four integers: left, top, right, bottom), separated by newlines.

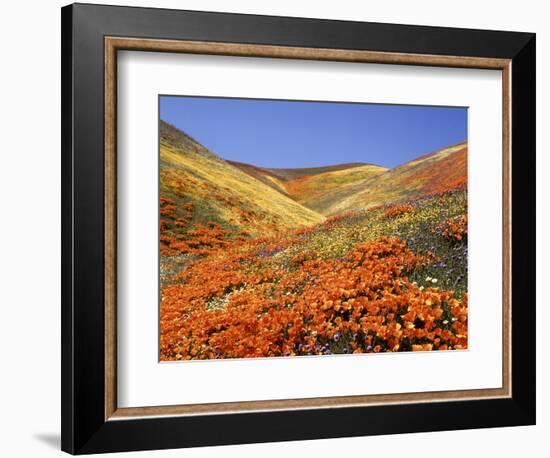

160,96,467,169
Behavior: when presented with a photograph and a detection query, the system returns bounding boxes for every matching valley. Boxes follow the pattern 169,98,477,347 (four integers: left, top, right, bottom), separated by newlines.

158,120,469,360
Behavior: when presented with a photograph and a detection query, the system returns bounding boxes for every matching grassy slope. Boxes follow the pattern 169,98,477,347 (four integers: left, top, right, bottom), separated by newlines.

226,160,289,196
268,163,368,181
323,143,467,215
160,121,324,238
283,164,387,214
231,161,388,215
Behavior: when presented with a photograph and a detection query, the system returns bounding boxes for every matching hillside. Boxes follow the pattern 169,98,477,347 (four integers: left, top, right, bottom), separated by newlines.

268,163,368,181
282,163,387,214
227,143,465,216
159,122,469,360
159,121,324,257
323,143,467,215
226,160,289,196
230,161,388,214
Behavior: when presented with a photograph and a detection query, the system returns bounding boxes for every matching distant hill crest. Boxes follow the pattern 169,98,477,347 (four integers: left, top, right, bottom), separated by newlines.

159,120,467,221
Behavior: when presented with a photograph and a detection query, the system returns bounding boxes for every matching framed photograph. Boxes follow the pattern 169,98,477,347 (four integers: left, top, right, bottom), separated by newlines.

61,3,536,454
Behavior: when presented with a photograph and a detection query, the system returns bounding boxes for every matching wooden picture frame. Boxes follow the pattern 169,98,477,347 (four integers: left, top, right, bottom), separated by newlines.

62,3,536,454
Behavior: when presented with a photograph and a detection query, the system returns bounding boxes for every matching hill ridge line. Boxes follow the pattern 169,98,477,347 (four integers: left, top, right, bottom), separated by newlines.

160,119,466,217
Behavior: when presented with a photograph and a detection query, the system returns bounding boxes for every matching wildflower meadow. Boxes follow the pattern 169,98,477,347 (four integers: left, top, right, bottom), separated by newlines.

158,119,468,361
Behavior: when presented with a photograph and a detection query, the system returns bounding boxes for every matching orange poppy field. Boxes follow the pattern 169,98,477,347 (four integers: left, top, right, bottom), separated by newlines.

159,120,468,361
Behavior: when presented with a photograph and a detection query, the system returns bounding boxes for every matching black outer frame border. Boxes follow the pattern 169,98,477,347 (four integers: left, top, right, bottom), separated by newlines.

61,3,536,455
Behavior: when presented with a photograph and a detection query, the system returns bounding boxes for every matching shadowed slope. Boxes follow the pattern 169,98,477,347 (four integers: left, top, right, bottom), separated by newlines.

267,163,368,181
226,160,289,196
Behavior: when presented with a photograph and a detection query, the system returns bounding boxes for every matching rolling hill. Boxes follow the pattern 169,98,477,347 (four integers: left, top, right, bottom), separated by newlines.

280,163,387,213
322,142,467,215
159,121,324,247
268,163,369,181
159,122,469,360
229,161,388,214
228,143,466,217
226,160,289,196
159,120,467,253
